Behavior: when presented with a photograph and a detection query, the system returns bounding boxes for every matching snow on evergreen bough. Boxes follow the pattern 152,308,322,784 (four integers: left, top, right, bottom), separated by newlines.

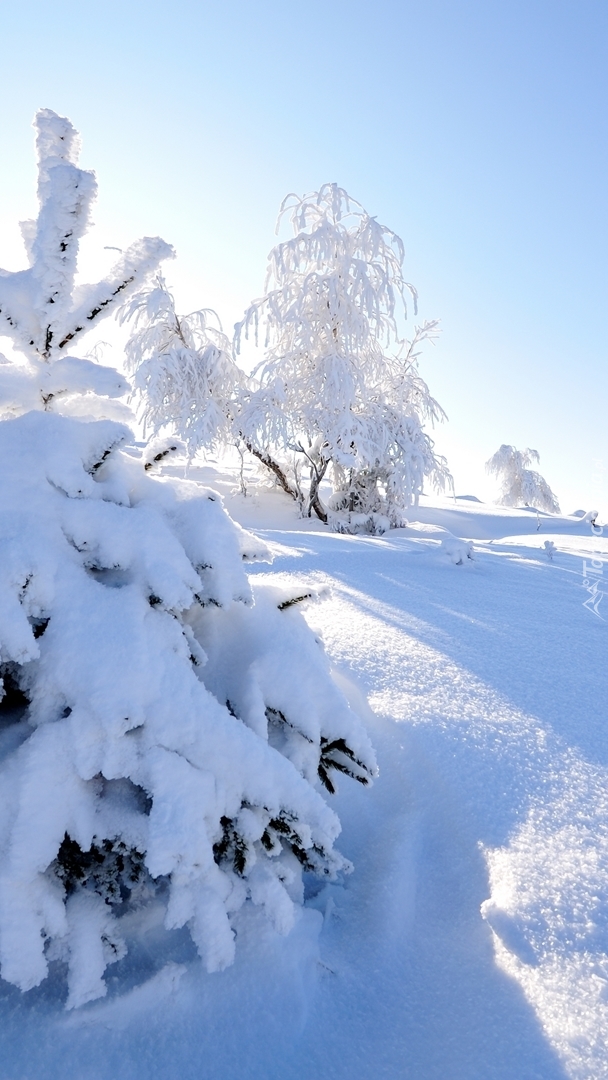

0,412,376,1009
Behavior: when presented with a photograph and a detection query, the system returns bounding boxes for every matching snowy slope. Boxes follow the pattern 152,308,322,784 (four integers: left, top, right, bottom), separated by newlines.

0,462,606,1080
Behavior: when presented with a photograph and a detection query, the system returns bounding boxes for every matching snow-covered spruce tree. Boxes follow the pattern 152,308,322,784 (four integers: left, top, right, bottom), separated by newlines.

236,184,451,531
0,113,376,1009
118,274,245,459
486,445,561,514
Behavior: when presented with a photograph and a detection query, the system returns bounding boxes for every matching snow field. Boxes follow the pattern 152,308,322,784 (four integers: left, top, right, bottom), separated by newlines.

0,483,605,1078
289,520,608,1079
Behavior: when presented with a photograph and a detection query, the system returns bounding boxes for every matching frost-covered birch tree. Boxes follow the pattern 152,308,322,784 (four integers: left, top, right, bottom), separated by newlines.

0,113,376,1009
236,184,451,530
486,444,561,513
119,274,244,459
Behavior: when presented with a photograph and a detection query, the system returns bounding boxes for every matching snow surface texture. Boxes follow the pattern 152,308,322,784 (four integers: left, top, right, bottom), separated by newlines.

0,458,605,1078
0,109,172,364
0,417,376,1011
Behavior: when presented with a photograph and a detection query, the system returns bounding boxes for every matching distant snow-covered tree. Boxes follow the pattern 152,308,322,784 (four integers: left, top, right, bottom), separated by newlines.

0,112,376,1009
236,184,451,529
119,275,245,459
486,445,561,513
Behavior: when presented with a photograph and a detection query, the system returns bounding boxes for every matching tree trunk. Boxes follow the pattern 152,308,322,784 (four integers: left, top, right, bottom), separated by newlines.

308,460,328,523
245,441,299,501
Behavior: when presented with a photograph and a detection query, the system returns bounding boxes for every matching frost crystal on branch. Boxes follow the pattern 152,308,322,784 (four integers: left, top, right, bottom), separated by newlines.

236,183,452,527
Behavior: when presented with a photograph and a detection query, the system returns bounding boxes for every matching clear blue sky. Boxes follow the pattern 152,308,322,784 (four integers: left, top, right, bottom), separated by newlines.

1,0,607,513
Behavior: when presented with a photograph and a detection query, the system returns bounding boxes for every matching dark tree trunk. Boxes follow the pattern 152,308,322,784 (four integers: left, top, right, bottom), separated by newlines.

245,441,299,501
308,459,328,523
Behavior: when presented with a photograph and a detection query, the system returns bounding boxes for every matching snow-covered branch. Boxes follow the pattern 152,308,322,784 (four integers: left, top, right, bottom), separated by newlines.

0,109,173,362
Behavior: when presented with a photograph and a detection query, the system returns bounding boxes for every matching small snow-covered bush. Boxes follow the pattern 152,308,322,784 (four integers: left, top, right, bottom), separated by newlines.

543,540,556,561
441,536,474,565
486,445,560,514
236,184,451,526
0,111,377,1009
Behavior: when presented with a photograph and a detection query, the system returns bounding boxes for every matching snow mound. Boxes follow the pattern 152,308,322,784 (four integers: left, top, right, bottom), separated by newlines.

441,536,475,565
